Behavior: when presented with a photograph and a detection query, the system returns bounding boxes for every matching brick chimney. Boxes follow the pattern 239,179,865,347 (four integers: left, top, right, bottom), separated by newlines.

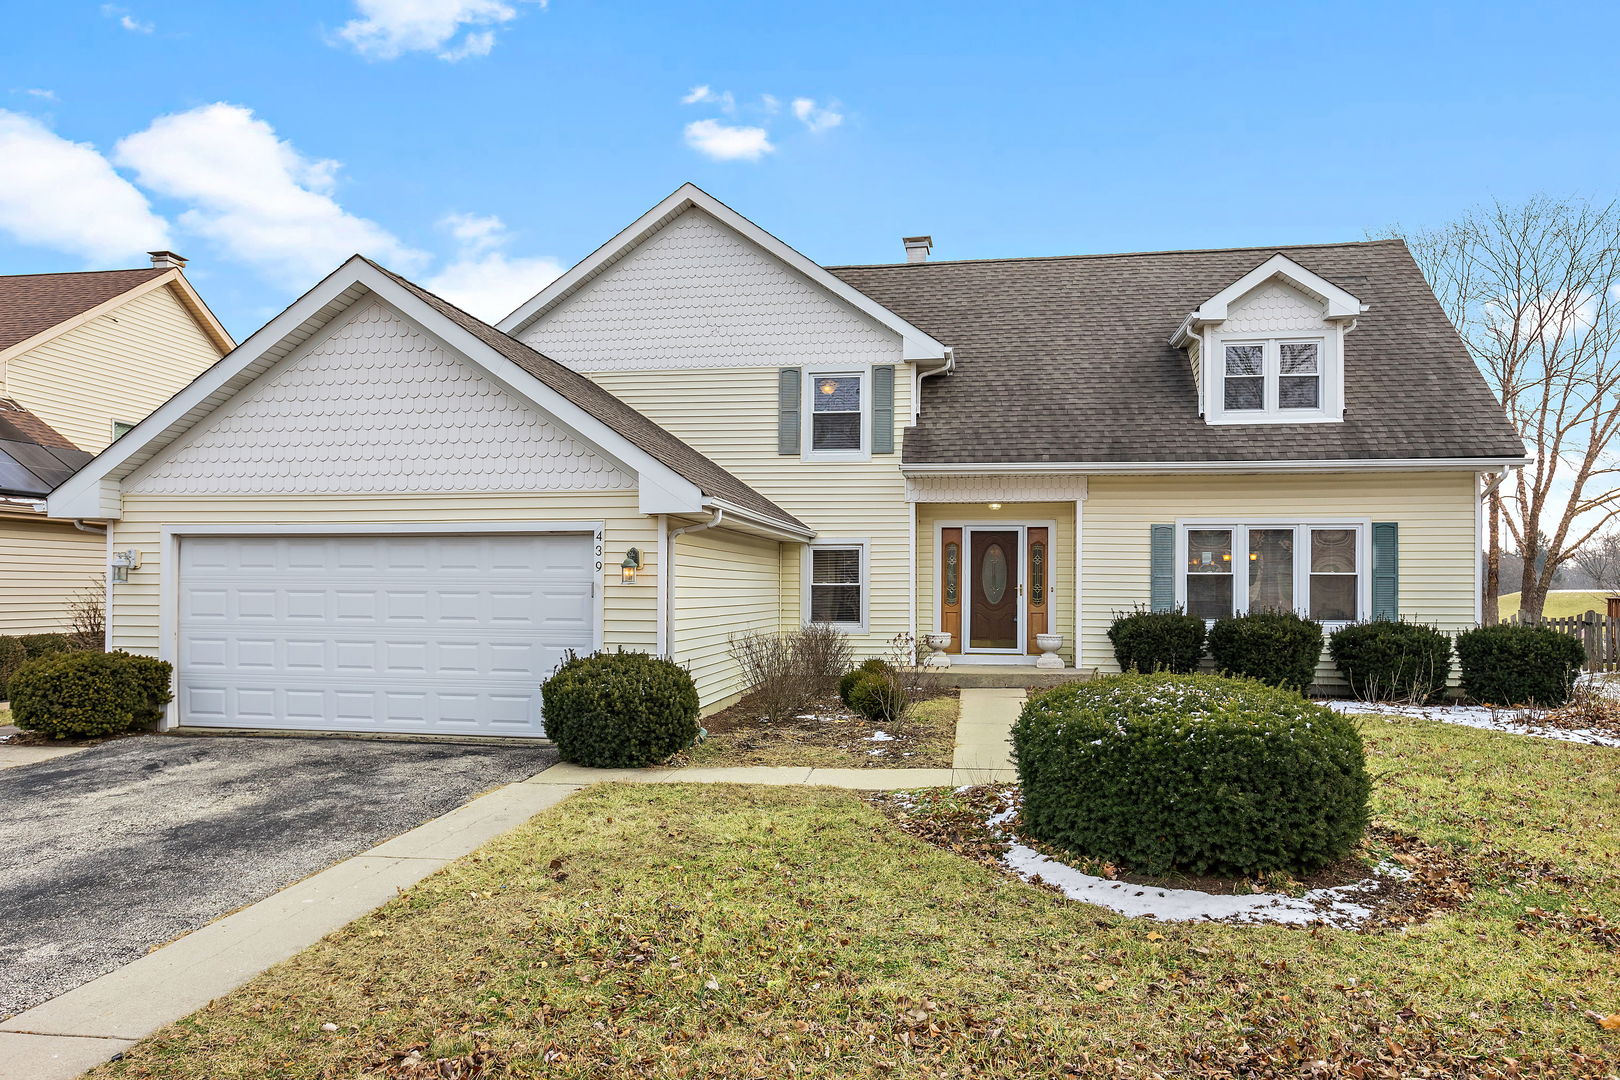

148,250,188,271
903,236,932,264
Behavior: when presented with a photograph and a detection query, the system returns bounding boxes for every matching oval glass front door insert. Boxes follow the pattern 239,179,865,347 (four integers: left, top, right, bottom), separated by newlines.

982,543,1008,604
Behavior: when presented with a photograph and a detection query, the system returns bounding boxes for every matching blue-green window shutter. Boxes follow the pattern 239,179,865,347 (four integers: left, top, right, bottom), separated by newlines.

777,368,801,455
1371,522,1399,620
1150,524,1175,613
872,365,896,453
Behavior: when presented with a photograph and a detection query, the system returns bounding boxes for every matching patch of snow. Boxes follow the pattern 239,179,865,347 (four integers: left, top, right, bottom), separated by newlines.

866,730,895,742
1322,700,1620,748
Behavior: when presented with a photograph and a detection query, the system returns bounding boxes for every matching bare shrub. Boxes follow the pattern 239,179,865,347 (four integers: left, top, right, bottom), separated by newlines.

729,630,817,721
850,633,943,723
66,583,106,652
795,623,854,694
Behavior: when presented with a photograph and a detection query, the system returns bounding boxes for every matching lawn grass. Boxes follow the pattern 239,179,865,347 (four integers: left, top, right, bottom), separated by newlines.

93,718,1620,1079
1499,589,1613,619
678,695,958,769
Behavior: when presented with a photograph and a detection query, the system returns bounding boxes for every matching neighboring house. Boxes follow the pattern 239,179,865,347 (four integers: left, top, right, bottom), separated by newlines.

0,255,232,635
48,187,1526,738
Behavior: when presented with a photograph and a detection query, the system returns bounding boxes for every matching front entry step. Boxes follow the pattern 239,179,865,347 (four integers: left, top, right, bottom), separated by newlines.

933,666,1095,689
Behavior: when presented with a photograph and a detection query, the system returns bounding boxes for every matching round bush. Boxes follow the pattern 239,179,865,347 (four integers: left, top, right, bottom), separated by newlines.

1454,624,1586,706
10,650,173,740
1012,672,1370,876
540,650,699,767
1328,620,1453,702
846,671,904,723
1107,608,1206,674
1207,610,1324,693
838,658,891,706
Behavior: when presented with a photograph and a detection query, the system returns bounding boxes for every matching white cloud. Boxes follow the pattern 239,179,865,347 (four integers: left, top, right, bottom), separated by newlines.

114,103,424,285
422,212,562,321
335,0,543,61
22,88,57,101
0,109,170,263
101,5,154,32
683,118,773,162
792,97,843,133
681,84,735,112
760,93,780,114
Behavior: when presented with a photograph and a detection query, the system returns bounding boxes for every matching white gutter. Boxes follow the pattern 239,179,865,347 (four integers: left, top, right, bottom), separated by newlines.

703,498,814,542
665,508,725,663
902,456,1532,475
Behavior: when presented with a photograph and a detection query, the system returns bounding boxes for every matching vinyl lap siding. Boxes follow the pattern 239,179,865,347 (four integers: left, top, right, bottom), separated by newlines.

1081,471,1479,683
590,367,913,660
674,527,782,711
0,515,103,634
5,284,223,454
107,492,659,664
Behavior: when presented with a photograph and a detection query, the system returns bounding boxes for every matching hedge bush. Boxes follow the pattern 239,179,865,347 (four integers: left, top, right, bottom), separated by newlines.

9,650,173,740
1012,672,1370,877
0,632,78,700
540,650,699,768
838,658,891,706
1328,620,1453,702
1454,624,1587,706
1207,610,1324,693
1107,608,1206,674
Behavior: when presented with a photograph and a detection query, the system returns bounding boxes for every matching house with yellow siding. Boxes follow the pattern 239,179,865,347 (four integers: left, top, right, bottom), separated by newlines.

49,186,1525,738
0,255,231,635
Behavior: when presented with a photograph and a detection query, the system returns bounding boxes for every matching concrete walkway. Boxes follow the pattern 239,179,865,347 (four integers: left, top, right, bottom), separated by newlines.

7,690,1029,1080
0,727,87,771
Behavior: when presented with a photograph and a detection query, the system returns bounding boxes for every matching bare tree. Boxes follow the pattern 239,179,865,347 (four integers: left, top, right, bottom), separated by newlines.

1386,197,1620,620
1572,531,1620,593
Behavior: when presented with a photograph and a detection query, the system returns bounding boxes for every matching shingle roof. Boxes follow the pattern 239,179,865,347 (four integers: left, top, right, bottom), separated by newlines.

368,261,809,532
0,268,168,354
829,239,1526,465
0,398,91,498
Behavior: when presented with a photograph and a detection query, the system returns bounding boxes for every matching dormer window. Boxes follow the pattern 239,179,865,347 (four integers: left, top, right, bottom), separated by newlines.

1219,337,1327,419
1171,253,1366,427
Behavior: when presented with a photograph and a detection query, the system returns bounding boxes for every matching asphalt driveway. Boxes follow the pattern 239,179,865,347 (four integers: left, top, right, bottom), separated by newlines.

0,735,556,1019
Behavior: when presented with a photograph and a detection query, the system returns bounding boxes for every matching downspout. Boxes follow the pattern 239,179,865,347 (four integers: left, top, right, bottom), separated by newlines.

665,508,724,663
74,519,107,534
1477,466,1515,626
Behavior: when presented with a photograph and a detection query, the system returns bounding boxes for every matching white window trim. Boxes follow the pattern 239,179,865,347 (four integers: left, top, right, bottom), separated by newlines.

803,539,869,633
1173,518,1371,626
1205,329,1344,425
802,365,872,462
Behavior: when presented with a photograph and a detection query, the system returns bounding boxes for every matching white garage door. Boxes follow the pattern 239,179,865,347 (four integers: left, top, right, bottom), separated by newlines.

177,533,597,737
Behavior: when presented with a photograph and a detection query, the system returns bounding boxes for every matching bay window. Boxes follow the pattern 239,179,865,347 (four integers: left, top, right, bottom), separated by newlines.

1178,522,1366,622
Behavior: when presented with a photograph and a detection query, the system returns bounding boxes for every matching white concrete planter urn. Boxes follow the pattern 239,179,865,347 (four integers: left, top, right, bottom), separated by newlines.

923,631,953,668
1035,632,1065,669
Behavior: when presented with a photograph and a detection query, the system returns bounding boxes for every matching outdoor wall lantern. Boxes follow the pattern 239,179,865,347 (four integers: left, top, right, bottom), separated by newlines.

620,547,643,584
110,548,142,584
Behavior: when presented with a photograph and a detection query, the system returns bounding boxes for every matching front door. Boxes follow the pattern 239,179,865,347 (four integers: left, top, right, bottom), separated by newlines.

967,528,1021,651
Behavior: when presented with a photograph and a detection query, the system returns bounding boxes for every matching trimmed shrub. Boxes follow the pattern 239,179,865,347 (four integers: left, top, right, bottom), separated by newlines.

0,632,80,700
9,650,173,740
1012,672,1370,876
1328,620,1453,702
838,658,891,706
846,671,905,723
1455,624,1587,706
540,650,699,768
1207,610,1324,693
1107,608,1206,674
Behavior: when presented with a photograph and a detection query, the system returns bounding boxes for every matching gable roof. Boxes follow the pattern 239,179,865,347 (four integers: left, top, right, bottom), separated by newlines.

48,257,808,537
829,239,1527,467
0,268,167,353
0,398,92,499
497,183,950,364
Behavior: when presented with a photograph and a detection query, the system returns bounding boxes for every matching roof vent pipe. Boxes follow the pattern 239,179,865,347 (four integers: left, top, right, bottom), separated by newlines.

148,250,188,271
903,236,932,264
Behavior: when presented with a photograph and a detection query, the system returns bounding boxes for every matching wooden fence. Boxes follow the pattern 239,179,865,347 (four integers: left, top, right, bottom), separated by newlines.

1503,609,1620,672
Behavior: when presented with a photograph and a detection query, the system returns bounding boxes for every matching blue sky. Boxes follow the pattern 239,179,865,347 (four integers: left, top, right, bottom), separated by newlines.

1,1,1615,338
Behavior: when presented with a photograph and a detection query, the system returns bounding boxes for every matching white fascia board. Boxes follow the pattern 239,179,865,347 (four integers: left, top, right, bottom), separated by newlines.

902,455,1532,475
496,183,950,362
1192,253,1369,323
49,257,708,520
704,498,816,542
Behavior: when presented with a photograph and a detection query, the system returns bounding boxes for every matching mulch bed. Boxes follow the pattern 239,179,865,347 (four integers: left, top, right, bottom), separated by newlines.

673,688,958,768
872,784,1475,931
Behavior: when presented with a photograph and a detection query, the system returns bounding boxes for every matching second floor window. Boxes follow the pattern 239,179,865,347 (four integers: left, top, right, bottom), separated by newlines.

808,371,865,456
1216,337,1329,422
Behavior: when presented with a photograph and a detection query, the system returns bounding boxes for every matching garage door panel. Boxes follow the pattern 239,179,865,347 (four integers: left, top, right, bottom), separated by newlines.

178,533,596,737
